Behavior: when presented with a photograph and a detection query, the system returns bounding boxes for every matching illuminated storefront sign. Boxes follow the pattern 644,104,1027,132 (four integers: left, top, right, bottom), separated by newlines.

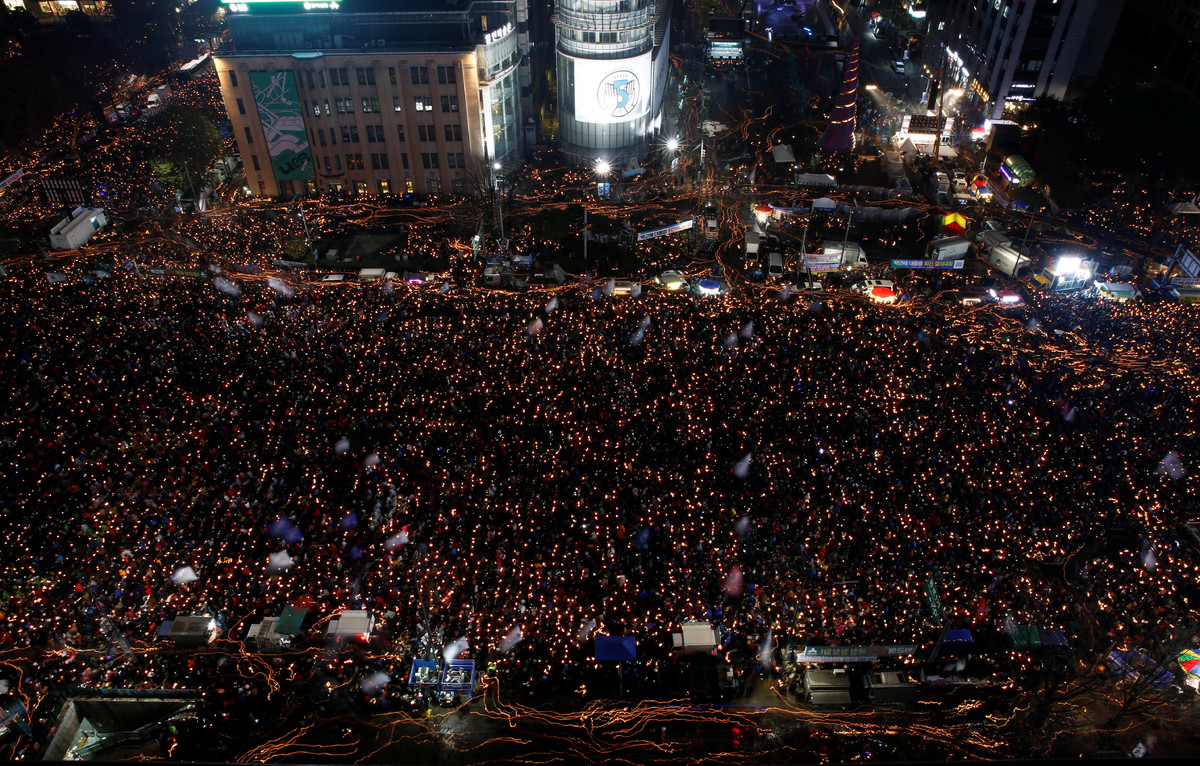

222,0,340,10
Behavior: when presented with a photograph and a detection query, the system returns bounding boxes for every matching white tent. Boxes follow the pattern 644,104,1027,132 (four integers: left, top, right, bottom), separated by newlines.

796,173,837,187
812,197,838,212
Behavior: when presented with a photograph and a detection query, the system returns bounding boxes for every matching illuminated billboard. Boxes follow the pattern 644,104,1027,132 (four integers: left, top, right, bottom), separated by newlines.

249,71,315,181
570,52,652,125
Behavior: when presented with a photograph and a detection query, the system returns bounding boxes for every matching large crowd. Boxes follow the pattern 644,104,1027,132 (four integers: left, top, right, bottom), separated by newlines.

2,249,1200,758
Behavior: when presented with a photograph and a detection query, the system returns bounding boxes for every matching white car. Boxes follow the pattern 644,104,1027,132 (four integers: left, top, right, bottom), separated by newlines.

767,253,785,281
853,278,897,303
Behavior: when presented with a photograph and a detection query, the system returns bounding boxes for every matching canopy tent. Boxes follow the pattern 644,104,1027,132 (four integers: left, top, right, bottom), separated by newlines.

941,212,969,236
771,144,797,163
871,286,896,299
1179,649,1200,676
812,197,838,212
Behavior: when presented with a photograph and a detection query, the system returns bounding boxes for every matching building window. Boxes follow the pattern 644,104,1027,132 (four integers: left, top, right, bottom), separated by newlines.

324,100,331,116
417,124,433,142
451,177,465,194
324,156,332,172
251,155,260,171
410,66,428,84
335,155,342,171
356,67,375,86
443,124,462,142
405,179,414,194
427,177,441,194
228,71,238,87
378,178,391,194
440,95,459,113
388,67,397,85
371,152,390,170
306,70,315,89
330,183,343,192
330,68,349,86
361,96,380,114
318,129,327,146
335,97,354,114
341,125,360,143
397,125,406,141
447,152,464,169
280,180,293,196
312,100,321,117
305,180,317,194
244,126,253,144
401,152,409,169
393,96,402,113
348,153,364,170
414,95,433,112
437,65,456,84
330,128,337,146
318,70,325,88
355,181,368,195
237,98,246,115
421,152,438,169
258,180,266,194
366,124,385,142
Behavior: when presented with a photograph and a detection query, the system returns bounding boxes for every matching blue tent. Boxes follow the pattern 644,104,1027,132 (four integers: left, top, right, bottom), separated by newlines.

944,629,974,644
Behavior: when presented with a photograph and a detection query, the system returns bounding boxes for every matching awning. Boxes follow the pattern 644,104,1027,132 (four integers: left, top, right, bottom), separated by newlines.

275,606,308,636
941,212,968,236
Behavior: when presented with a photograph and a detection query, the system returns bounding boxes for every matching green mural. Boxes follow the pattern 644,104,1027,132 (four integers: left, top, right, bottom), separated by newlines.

250,71,314,181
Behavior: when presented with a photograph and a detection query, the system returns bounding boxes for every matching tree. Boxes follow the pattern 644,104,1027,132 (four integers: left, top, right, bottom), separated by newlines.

144,106,220,194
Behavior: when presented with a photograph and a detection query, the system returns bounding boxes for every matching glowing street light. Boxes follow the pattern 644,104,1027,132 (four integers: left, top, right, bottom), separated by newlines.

665,137,680,152
595,159,611,176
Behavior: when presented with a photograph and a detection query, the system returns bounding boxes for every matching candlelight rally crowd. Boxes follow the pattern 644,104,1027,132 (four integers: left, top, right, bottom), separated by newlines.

1,228,1199,757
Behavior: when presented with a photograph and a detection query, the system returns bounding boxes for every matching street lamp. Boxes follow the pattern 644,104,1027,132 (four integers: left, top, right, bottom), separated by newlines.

595,159,611,177
490,160,505,246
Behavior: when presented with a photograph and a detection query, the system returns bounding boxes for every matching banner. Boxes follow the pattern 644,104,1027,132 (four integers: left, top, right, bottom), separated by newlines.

802,254,842,272
891,259,965,269
793,645,918,663
250,71,314,181
636,219,694,241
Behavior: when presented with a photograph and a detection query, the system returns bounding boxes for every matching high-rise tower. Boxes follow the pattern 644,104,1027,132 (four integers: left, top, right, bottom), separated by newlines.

553,0,671,167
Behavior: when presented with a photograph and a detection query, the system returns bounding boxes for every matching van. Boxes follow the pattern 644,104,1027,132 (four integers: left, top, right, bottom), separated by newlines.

767,252,784,281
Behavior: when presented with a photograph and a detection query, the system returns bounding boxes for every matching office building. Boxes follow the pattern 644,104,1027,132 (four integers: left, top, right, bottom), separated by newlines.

927,0,1125,120
214,0,528,198
553,0,671,167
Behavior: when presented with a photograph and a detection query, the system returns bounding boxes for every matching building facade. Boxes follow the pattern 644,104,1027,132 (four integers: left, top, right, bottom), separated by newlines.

553,0,671,167
215,0,526,198
927,0,1125,120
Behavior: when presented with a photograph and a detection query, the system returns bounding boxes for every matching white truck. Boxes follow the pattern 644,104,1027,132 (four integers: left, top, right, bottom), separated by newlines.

985,244,1031,277
979,230,1012,252
146,84,172,107
926,235,971,260
821,240,868,269
744,228,760,258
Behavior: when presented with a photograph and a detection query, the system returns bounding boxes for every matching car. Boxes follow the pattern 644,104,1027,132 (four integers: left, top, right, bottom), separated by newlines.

891,60,906,74
611,280,638,296
790,277,824,293
653,270,687,291
955,287,992,305
767,253,785,281
853,278,897,303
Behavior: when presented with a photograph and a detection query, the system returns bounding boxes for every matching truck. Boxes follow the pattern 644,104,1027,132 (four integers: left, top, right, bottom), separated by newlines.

985,244,1031,277
925,235,971,260
146,84,172,107
979,230,1012,252
803,669,852,705
821,240,868,269
744,228,760,258
49,207,107,250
